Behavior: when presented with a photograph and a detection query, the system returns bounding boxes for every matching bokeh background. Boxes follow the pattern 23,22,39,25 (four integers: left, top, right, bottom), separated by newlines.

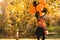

0,0,60,38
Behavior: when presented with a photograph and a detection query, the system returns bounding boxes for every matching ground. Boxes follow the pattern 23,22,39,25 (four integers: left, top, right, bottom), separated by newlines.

0,39,60,40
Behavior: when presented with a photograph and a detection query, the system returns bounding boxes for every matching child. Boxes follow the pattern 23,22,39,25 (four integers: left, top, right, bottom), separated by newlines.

35,16,46,40
29,0,48,40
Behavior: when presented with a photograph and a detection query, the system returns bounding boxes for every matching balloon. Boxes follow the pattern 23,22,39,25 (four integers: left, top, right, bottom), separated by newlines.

29,3,36,15
29,0,47,17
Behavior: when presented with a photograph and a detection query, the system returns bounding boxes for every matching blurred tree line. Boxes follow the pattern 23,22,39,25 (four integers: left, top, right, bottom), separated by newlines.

0,0,60,38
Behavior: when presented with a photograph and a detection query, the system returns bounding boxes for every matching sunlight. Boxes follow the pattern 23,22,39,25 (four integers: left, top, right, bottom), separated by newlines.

0,0,3,2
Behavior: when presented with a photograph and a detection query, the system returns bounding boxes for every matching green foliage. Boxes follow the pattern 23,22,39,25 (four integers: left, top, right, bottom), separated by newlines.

46,19,50,27
47,26,56,32
56,18,60,26
55,26,60,34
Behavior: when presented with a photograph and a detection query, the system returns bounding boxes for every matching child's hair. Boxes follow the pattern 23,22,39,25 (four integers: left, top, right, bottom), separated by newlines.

42,8,47,13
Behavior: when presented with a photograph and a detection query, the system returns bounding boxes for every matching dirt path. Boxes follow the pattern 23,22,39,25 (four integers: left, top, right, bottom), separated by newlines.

0,39,60,40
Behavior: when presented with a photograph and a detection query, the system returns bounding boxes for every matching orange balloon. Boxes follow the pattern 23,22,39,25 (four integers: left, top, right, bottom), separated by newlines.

39,0,47,8
29,3,36,15
36,0,47,17
29,0,47,16
36,3,44,17
36,3,43,12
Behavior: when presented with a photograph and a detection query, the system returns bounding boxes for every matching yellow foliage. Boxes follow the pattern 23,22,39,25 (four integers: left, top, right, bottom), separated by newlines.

16,18,21,22
5,0,27,24
7,20,12,23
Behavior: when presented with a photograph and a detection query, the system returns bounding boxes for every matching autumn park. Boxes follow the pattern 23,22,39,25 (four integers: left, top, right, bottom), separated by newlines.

0,0,60,40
